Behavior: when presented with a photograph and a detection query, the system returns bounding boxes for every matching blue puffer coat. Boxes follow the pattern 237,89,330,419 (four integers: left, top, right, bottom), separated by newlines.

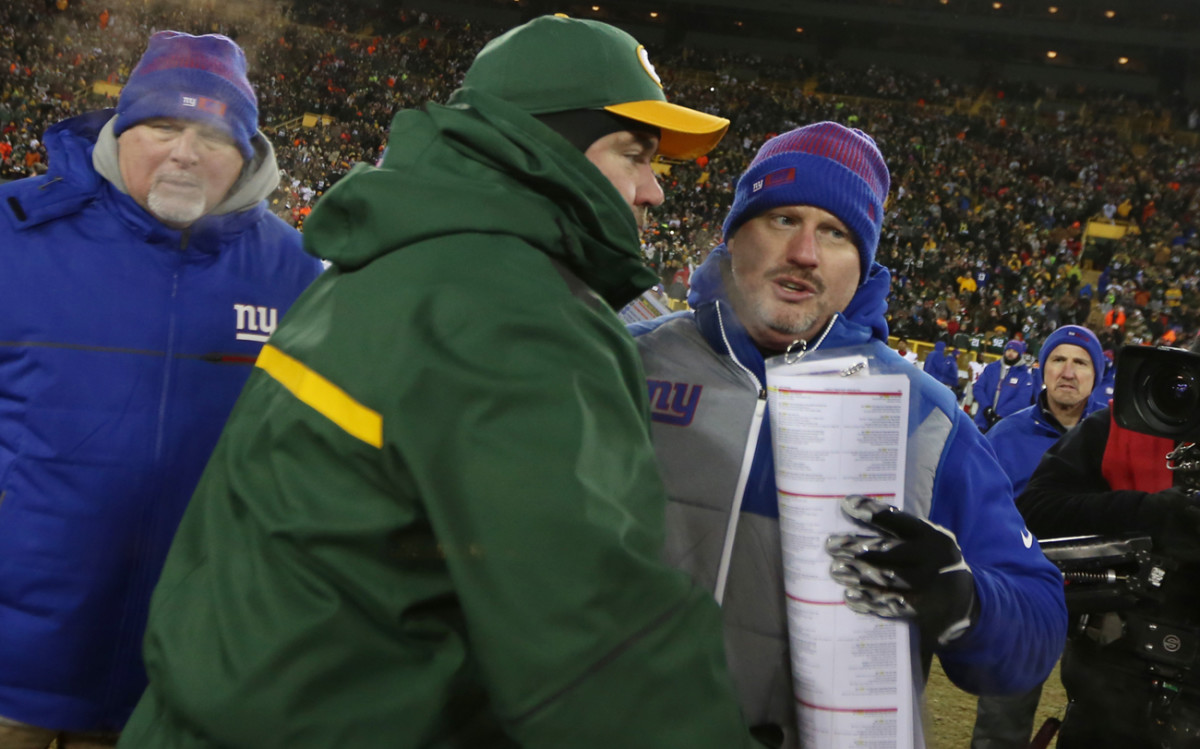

0,111,322,732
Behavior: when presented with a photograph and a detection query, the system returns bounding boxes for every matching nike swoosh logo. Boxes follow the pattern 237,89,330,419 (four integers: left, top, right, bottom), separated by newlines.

1021,527,1034,549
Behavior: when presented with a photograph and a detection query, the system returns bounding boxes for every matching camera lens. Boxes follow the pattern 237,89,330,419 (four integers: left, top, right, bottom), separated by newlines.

1146,367,1199,426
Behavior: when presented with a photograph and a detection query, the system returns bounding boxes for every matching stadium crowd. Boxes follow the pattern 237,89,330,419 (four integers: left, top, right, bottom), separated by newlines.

4,0,1200,358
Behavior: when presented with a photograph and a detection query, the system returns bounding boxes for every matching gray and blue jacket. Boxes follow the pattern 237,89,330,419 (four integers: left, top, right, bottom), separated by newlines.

631,246,1067,745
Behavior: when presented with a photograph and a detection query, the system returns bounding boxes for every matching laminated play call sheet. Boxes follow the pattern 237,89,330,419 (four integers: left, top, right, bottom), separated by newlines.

766,354,918,749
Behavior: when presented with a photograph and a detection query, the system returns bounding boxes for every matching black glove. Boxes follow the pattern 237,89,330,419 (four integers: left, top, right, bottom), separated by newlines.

982,406,1001,429
826,495,979,647
1137,487,1200,563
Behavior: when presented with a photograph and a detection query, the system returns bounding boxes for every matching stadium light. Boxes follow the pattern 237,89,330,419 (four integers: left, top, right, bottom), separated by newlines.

1105,10,1116,18
650,11,659,18
992,2,1002,10
1048,6,1058,13
795,26,804,33
1046,50,1058,59
1118,56,1129,65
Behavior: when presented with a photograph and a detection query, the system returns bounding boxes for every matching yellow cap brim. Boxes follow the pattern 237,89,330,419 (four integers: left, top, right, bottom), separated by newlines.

605,100,730,160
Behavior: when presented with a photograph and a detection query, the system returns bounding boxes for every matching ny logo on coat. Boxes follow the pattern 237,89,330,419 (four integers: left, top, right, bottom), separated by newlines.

234,304,278,343
647,380,703,426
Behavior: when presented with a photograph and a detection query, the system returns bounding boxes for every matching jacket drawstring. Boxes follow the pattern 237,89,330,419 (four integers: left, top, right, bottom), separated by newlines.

711,309,839,605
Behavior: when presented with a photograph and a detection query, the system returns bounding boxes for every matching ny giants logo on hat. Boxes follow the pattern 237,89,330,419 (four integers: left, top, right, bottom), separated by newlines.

751,167,796,194
179,93,228,116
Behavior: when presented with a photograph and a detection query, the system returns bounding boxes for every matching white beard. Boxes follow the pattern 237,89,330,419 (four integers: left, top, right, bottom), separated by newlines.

146,177,207,226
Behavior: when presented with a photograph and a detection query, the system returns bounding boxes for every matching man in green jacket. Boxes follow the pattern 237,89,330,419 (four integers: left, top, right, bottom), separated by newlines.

118,15,756,749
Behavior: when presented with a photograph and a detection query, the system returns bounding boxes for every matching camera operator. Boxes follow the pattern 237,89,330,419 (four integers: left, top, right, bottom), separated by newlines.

1018,339,1200,748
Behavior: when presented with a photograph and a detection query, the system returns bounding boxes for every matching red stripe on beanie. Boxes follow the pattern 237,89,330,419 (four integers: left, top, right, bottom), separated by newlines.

135,51,256,101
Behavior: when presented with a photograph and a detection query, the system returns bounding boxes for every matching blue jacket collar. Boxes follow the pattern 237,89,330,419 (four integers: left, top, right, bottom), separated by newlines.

1034,387,1100,434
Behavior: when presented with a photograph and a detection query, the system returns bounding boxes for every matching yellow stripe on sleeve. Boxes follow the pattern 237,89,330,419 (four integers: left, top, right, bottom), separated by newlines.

255,344,383,449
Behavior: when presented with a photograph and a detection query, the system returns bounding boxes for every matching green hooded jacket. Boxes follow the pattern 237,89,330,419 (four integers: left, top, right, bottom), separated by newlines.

119,89,755,748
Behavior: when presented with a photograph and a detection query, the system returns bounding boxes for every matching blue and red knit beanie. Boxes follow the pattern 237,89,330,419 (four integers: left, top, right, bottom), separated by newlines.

1039,325,1105,378
722,121,890,286
114,31,258,161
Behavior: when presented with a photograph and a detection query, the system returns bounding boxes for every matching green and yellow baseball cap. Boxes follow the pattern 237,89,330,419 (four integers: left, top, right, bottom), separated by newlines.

461,15,729,160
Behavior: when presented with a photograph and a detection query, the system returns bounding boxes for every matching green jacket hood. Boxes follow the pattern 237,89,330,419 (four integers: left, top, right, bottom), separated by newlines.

302,88,657,309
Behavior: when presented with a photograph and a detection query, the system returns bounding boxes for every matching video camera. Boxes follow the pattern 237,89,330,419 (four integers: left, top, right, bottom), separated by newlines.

1037,345,1200,749
1114,345,1200,448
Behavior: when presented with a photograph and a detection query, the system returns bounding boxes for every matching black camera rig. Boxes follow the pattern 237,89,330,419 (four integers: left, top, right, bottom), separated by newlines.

1029,346,1200,747
1041,534,1173,617
1042,533,1200,687
1034,535,1200,748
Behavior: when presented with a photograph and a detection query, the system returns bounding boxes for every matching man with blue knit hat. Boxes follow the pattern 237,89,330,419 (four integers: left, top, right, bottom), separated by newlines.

972,338,1038,432
970,323,1104,749
0,31,321,749
984,326,1106,498
632,121,1066,748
